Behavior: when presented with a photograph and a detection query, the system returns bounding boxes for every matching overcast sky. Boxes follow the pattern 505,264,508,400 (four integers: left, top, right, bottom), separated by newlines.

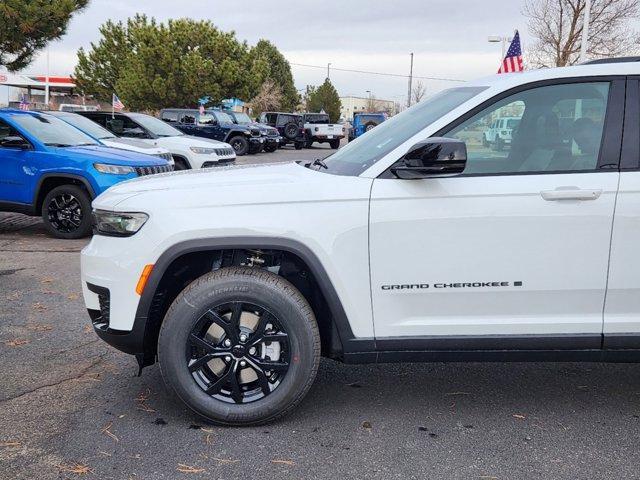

4,0,529,103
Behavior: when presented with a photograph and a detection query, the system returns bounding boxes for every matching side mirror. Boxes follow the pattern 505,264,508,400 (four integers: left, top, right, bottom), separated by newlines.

391,137,467,179
0,136,31,149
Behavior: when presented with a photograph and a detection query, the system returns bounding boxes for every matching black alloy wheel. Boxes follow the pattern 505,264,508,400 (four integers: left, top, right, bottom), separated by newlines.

41,184,92,239
158,267,321,425
187,302,290,404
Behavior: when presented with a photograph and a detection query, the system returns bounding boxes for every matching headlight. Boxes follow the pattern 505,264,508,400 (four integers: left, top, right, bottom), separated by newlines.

189,147,217,155
94,163,135,175
93,210,149,237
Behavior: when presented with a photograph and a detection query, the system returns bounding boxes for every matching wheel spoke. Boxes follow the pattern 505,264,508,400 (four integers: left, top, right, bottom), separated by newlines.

203,309,239,344
205,368,232,395
259,332,288,343
188,353,215,372
249,357,289,373
228,363,243,403
189,333,217,353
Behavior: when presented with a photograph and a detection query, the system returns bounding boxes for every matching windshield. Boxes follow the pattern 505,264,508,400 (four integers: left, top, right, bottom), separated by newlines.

506,119,520,129
322,86,486,176
213,111,234,124
129,113,183,137
232,112,252,124
56,113,115,140
12,113,100,147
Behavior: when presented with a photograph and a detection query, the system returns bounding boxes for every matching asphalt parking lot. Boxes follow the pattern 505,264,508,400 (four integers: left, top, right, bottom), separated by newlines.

2,142,640,479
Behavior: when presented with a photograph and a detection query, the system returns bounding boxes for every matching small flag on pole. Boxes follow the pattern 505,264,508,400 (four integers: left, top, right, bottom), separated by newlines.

112,93,125,111
497,30,524,74
19,93,30,111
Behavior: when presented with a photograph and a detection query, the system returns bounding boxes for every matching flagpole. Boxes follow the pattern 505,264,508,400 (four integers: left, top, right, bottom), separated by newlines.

111,93,114,119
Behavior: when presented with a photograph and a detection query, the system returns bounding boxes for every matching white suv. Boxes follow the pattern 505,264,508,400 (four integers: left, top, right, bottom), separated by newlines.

78,112,236,169
82,59,640,425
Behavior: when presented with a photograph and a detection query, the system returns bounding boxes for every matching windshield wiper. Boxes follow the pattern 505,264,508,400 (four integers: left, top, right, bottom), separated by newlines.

312,158,328,169
45,143,72,147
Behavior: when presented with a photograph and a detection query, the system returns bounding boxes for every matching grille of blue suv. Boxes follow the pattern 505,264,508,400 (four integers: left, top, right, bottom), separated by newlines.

135,164,174,176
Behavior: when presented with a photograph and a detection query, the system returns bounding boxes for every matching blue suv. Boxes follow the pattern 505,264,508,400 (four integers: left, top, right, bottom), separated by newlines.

0,109,172,239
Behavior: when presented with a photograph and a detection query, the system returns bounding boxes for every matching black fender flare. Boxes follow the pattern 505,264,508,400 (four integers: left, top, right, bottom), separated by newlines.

133,237,371,360
34,173,96,211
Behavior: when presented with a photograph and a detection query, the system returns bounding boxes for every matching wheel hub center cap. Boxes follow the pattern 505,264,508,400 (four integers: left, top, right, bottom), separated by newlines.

232,345,246,358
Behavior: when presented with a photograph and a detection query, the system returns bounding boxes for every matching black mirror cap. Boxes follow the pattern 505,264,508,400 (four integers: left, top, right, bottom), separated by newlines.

392,137,467,179
0,136,31,149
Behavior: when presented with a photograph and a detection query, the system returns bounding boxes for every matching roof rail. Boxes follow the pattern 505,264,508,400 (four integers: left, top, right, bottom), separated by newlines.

582,56,640,65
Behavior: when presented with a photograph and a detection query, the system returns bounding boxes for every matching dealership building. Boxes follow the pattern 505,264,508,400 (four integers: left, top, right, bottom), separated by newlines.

339,95,396,121
0,73,88,110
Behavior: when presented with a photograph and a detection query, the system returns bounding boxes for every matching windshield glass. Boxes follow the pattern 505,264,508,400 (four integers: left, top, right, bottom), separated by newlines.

213,111,234,124
506,119,520,129
232,112,252,124
129,113,183,137
56,113,115,140
12,113,100,147
322,86,486,176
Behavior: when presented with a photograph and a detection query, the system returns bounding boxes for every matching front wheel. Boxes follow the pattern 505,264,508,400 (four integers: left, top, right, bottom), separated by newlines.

158,267,321,426
41,184,92,239
229,136,250,156
329,139,340,149
264,144,277,153
294,141,304,150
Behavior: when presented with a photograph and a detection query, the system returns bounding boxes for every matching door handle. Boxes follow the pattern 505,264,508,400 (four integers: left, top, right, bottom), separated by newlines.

540,188,602,201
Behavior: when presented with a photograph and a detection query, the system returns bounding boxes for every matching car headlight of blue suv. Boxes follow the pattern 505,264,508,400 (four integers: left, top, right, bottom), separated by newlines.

93,163,136,175
93,210,149,237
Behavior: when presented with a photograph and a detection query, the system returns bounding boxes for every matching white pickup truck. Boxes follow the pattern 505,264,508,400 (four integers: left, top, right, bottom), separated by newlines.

303,113,345,149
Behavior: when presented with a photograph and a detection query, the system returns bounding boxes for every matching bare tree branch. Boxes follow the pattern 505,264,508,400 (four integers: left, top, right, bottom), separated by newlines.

524,0,639,67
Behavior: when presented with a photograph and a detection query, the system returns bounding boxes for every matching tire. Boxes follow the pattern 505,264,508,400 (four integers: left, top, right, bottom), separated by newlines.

494,137,504,151
264,144,277,153
305,139,314,149
283,123,299,140
229,136,250,156
329,139,340,149
294,141,304,150
158,267,321,426
364,122,376,132
173,157,190,170
41,184,92,239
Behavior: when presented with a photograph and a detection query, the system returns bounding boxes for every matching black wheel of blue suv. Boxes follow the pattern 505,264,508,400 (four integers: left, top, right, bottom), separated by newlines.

42,184,92,239
229,136,250,156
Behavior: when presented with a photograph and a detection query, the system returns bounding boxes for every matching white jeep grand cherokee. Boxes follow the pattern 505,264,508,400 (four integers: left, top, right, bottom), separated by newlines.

82,58,640,425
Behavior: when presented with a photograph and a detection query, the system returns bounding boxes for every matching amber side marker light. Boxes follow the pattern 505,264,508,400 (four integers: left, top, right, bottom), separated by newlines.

136,264,154,295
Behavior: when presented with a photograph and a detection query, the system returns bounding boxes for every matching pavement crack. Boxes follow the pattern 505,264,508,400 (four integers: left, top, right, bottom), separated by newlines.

0,354,106,403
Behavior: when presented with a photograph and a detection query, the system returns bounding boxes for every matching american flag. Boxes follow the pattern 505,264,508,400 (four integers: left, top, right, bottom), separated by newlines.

18,93,30,111
497,30,524,74
112,93,125,111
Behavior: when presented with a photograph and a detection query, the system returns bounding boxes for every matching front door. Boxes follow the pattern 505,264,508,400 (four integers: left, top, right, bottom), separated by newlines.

369,79,623,347
0,119,35,205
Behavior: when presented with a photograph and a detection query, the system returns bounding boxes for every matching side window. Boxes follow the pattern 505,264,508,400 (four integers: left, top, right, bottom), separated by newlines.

181,114,196,125
0,120,25,147
109,116,147,138
445,82,610,175
162,111,179,122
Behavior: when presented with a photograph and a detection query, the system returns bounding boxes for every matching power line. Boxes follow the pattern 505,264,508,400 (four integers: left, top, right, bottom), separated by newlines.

289,62,465,83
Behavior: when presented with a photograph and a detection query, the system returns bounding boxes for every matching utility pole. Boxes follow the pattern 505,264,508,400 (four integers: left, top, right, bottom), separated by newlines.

407,52,414,109
327,63,331,80
44,47,50,109
579,0,592,63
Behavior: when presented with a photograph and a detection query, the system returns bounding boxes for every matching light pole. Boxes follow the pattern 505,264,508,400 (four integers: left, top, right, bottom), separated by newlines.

327,63,331,80
488,35,512,61
579,0,592,63
44,47,50,108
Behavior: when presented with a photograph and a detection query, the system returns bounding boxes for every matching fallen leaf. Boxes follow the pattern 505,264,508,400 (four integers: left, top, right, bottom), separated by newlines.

101,422,119,442
513,414,526,420
40,277,54,284
83,325,93,334
177,463,206,473
32,302,47,311
58,463,93,475
5,338,29,347
0,441,21,447
26,323,52,332
68,293,80,300
271,460,295,466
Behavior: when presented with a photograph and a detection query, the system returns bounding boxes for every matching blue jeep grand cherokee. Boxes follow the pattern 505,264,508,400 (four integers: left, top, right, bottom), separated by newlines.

0,109,172,239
